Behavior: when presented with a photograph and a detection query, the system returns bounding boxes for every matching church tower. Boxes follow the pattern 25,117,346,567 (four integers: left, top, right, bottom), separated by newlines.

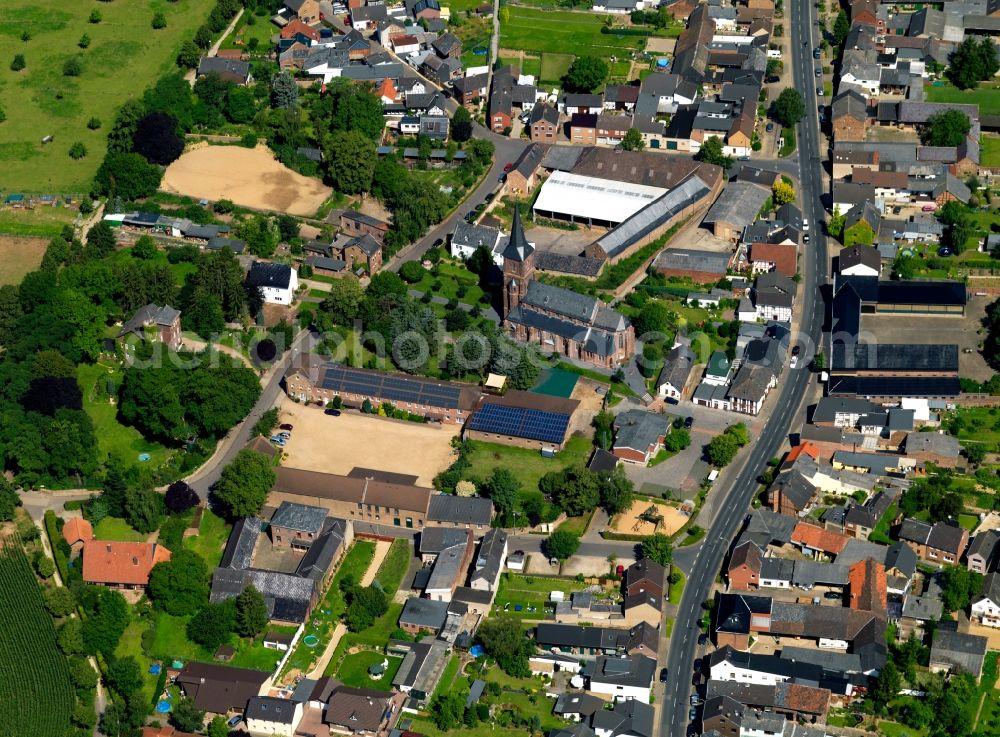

502,205,535,317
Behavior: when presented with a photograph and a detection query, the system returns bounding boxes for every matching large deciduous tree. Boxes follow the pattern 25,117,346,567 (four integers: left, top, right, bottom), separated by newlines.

148,549,210,616
773,88,805,128
477,616,533,677
563,56,609,93
132,111,184,165
213,449,276,519
324,130,377,194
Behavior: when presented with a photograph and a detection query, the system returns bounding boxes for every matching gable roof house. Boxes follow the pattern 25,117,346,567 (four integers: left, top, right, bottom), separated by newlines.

176,662,271,714
197,57,253,85
929,630,989,678
117,303,182,351
971,572,1000,628
898,519,969,565
967,530,1000,575
247,261,299,306
323,686,394,734
83,540,171,590
625,558,668,599
656,344,696,401
612,410,671,464
469,528,508,593
581,655,657,703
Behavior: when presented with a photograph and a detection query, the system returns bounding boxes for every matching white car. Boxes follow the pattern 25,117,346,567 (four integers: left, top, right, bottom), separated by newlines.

802,219,809,231
790,356,798,369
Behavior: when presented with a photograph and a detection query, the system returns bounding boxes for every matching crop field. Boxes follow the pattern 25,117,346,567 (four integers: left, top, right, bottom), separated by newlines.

500,7,645,62
0,543,74,737
0,0,211,192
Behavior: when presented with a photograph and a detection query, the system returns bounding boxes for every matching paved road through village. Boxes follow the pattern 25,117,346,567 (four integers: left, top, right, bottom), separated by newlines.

657,2,830,735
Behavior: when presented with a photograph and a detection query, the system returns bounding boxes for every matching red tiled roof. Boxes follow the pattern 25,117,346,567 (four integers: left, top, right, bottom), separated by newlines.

791,522,849,555
82,540,171,586
785,442,820,464
848,558,887,613
281,18,321,41
63,517,93,545
750,243,797,276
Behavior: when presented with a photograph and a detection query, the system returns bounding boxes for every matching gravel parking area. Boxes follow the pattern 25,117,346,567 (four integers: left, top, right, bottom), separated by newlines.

277,396,459,486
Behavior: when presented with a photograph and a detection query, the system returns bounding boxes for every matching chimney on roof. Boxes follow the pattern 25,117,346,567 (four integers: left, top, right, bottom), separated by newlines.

106,544,112,552
133,557,139,566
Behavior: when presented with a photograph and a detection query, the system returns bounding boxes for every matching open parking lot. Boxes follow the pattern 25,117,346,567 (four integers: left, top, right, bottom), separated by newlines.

276,396,459,486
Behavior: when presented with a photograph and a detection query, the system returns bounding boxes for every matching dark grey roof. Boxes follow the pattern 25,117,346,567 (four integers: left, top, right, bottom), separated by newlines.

206,236,246,253
811,397,879,423
419,527,470,555
245,696,297,724
704,181,771,227
452,222,501,250
210,567,315,623
306,256,347,272
590,699,654,737
296,520,347,581
522,280,597,320
614,409,669,453
931,630,988,675
554,692,605,717
247,261,293,290
657,344,695,392
506,305,618,358
582,655,656,688
827,375,961,398
471,528,507,586
399,597,449,629
534,252,604,277
831,343,958,372
653,247,729,275
426,495,493,525
502,206,534,262
118,303,181,338
529,102,560,126
198,56,251,80
271,502,328,534
769,471,815,511
219,518,261,570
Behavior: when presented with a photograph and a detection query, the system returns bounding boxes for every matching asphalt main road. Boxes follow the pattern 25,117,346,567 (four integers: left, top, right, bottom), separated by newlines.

184,329,316,498
657,5,830,737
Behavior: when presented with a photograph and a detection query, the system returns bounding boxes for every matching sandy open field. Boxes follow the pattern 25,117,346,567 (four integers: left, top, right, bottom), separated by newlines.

0,236,47,285
277,396,459,486
162,145,332,216
610,498,689,536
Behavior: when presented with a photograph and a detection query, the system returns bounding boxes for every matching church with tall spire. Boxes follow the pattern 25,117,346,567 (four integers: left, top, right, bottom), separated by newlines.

501,206,635,369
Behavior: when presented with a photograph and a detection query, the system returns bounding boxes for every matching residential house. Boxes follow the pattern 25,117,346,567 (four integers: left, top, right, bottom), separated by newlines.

902,432,961,468
529,103,560,142
604,85,640,111
656,344,696,401
838,245,880,277
284,0,322,23
967,530,1000,575
269,502,328,550
749,243,797,278
450,222,506,264
469,528,508,592
407,0,441,22
247,262,299,306
453,73,489,105
703,181,772,242
176,662,271,714
82,540,171,590
323,686,394,734
398,597,449,634
751,272,796,323
843,201,881,247
580,655,657,702
432,32,462,59
506,143,544,195
570,113,598,146
625,559,667,599
197,57,253,85
596,114,631,146
340,211,389,242
117,303,182,351
898,519,969,565
245,696,303,737
971,572,1000,628
62,517,93,555
929,629,989,678
349,4,389,31
612,410,670,464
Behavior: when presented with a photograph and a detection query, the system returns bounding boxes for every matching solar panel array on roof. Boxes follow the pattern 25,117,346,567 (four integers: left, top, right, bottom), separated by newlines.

319,364,464,409
467,404,570,444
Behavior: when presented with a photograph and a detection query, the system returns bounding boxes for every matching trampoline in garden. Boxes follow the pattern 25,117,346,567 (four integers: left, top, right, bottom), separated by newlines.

149,664,162,675
472,46,488,56
138,452,151,462
470,645,485,658
303,634,320,647
156,701,171,714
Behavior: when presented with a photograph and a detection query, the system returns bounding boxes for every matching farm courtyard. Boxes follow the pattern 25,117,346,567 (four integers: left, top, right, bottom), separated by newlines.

276,397,460,486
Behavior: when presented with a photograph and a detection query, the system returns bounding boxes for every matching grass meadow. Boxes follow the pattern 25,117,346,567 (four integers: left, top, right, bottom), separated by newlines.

0,0,211,193
499,6,644,69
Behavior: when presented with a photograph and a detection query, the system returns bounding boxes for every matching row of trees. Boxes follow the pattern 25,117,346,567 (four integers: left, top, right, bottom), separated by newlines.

705,423,750,467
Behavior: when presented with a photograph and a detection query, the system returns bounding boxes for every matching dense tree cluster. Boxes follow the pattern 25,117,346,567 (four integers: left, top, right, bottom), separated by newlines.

213,449,276,519
704,423,750,467
947,36,1000,89
898,471,963,523
922,109,971,148
563,56,609,93
476,617,534,677
539,466,635,516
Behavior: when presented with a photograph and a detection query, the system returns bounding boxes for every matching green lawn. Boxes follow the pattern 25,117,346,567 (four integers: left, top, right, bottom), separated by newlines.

147,611,286,672
0,204,77,237
520,55,542,79
493,573,590,618
959,513,980,532
946,406,1000,444
668,567,685,605
281,541,377,677
219,12,275,52
779,126,796,157
0,0,214,192
371,538,411,595
555,511,592,537
76,362,172,472
464,434,593,492
115,618,162,703
927,81,1000,116
182,510,231,567
334,651,403,690
93,516,147,542
500,7,644,63
539,52,574,85
983,135,1000,168
432,655,461,700
410,258,485,305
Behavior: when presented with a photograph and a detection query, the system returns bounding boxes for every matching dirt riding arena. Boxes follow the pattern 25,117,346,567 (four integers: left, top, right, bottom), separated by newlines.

162,144,332,216
277,396,460,486
610,498,689,536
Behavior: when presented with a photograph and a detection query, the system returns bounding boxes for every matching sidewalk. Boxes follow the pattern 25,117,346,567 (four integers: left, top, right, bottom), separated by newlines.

303,538,392,680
